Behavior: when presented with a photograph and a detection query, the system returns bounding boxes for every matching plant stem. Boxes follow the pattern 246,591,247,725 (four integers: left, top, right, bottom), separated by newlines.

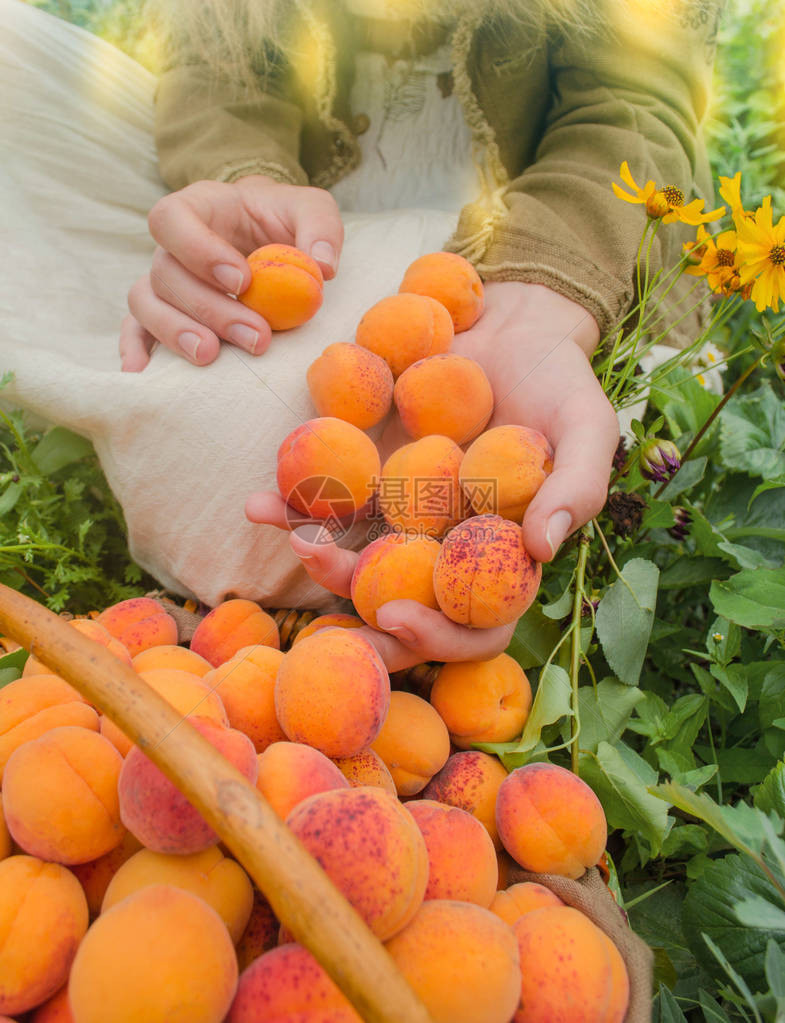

570,529,591,773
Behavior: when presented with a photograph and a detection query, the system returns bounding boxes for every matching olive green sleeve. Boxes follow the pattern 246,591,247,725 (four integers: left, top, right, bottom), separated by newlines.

451,3,720,338
153,61,309,191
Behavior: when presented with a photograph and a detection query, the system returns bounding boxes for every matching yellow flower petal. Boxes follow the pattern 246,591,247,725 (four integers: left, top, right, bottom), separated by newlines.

619,161,640,192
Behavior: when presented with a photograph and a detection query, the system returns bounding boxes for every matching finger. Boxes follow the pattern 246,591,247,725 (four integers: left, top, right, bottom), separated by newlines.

275,187,345,281
150,249,272,356
288,527,358,599
127,276,221,366
119,315,156,372
522,390,619,562
375,600,515,663
245,491,315,531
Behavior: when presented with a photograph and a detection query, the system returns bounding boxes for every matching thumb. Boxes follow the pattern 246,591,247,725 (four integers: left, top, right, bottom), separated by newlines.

288,189,345,281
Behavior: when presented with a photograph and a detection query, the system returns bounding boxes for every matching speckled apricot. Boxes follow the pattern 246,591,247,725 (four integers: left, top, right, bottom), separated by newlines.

307,342,394,429
69,885,238,1023
291,613,365,645
370,690,450,796
399,252,484,332
430,653,532,748
275,630,390,758
490,882,565,926
96,597,178,657
332,748,397,795
235,892,279,972
286,786,428,940
255,741,349,821
378,434,466,538
351,534,440,630
460,426,554,522
190,599,280,667
239,243,323,331
433,515,541,628
496,763,607,879
3,727,124,865
394,355,493,445
384,900,520,1023
356,293,454,378
423,751,509,849
0,856,88,1017
203,647,285,752
512,906,629,1022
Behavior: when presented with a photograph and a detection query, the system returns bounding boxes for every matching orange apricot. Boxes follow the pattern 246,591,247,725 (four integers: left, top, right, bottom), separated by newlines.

460,425,554,522
190,598,280,667
0,795,10,861
235,892,279,972
239,243,323,331
3,727,124,865
407,799,498,906
378,434,466,538
0,856,88,1017
355,293,454,378
370,690,450,796
255,741,350,821
512,906,629,1022
307,342,394,429
496,763,607,879
23,619,132,677
351,533,440,630
275,630,390,758
69,885,238,1023
332,748,397,795
132,643,211,676
291,613,365,645
399,251,484,332
286,787,428,940
96,597,178,657
429,653,532,748
276,417,381,520
384,900,520,1023
30,982,73,1022
433,514,541,628
203,647,285,752
394,354,493,444
423,750,509,849
68,831,143,917
490,882,565,926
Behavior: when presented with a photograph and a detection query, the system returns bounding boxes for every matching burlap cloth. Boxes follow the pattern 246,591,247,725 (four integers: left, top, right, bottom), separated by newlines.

507,865,653,1023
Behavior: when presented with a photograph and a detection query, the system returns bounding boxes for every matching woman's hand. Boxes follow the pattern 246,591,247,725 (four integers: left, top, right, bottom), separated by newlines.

246,280,618,671
120,176,344,371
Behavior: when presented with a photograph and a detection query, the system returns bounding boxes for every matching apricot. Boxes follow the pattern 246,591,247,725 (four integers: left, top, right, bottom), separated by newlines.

0,674,97,783
371,690,450,796
277,417,381,520
496,763,607,879
0,795,10,861
23,619,132,677
291,612,365,645
69,885,238,1023
286,787,428,940
460,426,554,522
239,243,323,331
307,342,394,429
378,434,466,538
423,750,509,848
190,598,280,667
118,717,257,855
102,846,253,943
275,630,390,758
4,726,124,865
407,800,498,906
202,647,285,752
399,251,484,332
96,597,178,657
68,831,143,917
351,534,440,630
235,892,279,972
30,982,73,1021
394,354,493,444
332,748,397,795
132,643,211,676
0,856,88,1016
256,741,350,820
513,906,629,1022
430,653,532,748
227,943,362,1022
356,292,454,378
434,515,541,628
385,900,520,1023
490,882,565,926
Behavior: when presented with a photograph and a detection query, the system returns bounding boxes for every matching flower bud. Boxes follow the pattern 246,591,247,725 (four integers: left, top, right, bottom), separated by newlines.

640,439,681,483
668,506,692,541
645,190,671,220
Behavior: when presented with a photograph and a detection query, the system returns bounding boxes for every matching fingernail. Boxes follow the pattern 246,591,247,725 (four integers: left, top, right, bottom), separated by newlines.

178,332,202,361
545,509,573,558
214,264,245,294
310,241,336,271
226,324,259,353
380,623,417,644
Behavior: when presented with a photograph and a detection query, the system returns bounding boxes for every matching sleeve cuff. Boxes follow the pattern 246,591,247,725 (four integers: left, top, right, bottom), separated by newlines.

212,158,308,187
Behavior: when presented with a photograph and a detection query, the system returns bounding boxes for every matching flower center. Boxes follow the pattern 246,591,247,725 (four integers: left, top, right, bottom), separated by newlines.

715,249,735,266
662,185,685,207
770,245,785,266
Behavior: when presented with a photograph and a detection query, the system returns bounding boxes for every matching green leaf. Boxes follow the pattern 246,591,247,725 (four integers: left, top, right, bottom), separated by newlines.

596,558,659,685
0,481,22,517
660,556,728,590
540,581,574,620
31,427,94,476
511,664,572,755
697,989,735,1023
766,939,785,1000
506,603,562,669
576,678,644,754
754,762,785,818
580,741,669,857
0,647,29,673
659,457,708,500
706,618,741,666
710,568,785,629
720,383,785,480
652,782,766,859
735,896,785,931
0,668,21,689
642,499,676,531
653,984,689,1022
709,664,748,713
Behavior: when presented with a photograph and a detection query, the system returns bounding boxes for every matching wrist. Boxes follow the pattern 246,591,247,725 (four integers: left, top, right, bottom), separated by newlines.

482,281,600,359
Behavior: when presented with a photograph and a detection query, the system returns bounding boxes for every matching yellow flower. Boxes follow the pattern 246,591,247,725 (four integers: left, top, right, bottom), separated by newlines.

719,172,753,230
613,162,724,225
684,224,742,294
736,196,785,313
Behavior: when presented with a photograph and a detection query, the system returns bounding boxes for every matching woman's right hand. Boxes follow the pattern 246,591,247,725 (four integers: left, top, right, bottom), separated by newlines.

120,175,344,371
